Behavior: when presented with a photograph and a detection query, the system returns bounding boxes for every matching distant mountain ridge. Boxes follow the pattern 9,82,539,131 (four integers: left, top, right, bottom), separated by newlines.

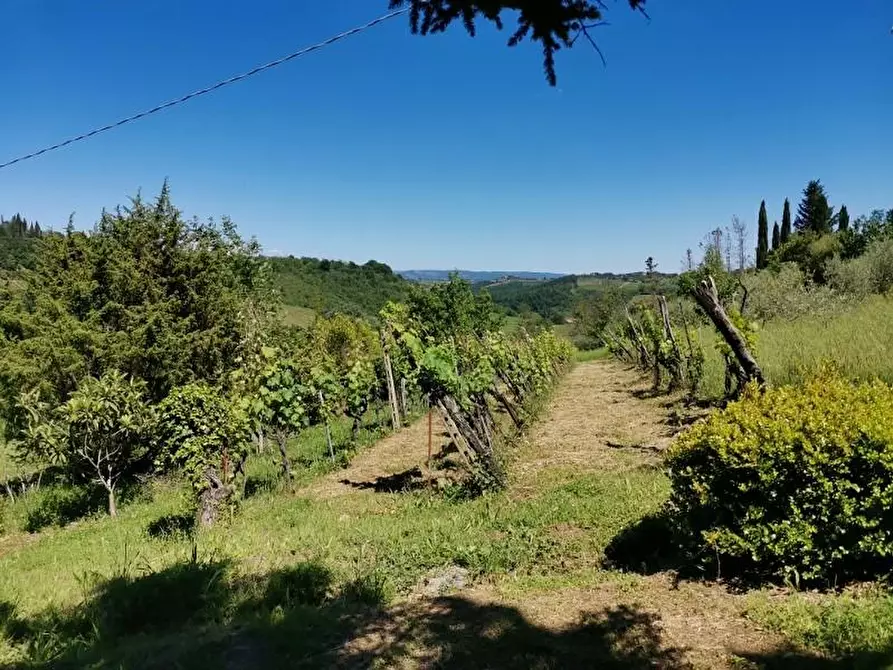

399,269,566,283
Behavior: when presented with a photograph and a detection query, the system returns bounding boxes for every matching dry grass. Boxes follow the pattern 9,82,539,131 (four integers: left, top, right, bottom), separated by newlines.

302,412,447,500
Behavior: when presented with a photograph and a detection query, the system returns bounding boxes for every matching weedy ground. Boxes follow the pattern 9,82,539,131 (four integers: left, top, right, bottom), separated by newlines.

698,294,893,401
1,362,891,668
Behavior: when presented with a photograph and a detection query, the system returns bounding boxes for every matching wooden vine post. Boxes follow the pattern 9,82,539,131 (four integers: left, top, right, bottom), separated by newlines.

625,307,651,370
692,276,765,387
427,396,433,468
318,390,335,463
658,295,684,390
380,331,402,430
400,378,409,425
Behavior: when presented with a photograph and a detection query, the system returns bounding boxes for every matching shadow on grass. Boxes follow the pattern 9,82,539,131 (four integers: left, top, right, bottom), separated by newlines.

146,513,196,540
3,555,888,669
19,480,146,533
604,511,718,584
735,648,893,669
1,556,705,670
340,466,428,494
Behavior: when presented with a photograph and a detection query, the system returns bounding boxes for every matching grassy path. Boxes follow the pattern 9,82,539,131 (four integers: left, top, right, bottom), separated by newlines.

302,412,447,500
329,361,784,669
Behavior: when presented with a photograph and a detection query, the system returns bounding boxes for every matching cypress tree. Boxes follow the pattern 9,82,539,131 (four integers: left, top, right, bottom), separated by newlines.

838,204,850,232
795,179,833,234
756,200,770,269
781,199,792,244
771,221,780,250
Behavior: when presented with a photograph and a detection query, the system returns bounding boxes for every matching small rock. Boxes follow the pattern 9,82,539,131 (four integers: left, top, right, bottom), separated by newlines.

415,565,470,597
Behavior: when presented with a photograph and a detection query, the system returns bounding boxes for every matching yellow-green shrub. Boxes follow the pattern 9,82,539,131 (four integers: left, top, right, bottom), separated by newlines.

667,372,893,583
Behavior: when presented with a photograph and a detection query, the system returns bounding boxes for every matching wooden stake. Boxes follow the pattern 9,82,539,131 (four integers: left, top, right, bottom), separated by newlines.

319,390,335,463
380,331,401,430
400,378,409,424
427,400,433,468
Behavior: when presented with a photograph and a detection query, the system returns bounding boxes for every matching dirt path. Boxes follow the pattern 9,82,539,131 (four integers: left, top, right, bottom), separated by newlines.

302,412,449,499
494,362,783,668
512,360,678,492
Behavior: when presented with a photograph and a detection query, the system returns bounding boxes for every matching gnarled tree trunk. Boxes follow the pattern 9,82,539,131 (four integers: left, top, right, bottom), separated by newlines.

692,276,765,388
198,468,231,527
438,394,505,486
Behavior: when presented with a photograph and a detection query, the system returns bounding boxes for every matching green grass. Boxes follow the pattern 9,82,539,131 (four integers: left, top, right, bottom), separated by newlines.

575,347,610,363
746,588,893,667
502,315,521,334
699,294,893,400
281,305,316,328
0,429,670,667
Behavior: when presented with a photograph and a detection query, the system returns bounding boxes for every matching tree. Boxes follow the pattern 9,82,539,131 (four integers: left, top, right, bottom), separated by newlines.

156,383,250,526
731,216,748,271
838,204,850,232
756,202,769,269
771,221,780,251
795,179,834,234
645,256,658,295
572,284,624,347
781,199,792,244
0,185,268,446
15,371,153,516
390,0,649,86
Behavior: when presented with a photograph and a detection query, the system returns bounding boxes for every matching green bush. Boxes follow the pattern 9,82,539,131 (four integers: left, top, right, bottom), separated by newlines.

156,383,250,526
828,238,893,299
667,372,893,583
742,263,851,322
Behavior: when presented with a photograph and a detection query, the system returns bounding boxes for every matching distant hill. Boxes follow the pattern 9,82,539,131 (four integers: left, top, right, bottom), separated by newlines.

399,269,566,283
269,256,410,321
483,272,678,324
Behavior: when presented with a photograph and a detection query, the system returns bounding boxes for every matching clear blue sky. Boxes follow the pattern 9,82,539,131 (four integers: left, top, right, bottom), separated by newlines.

1,1,890,273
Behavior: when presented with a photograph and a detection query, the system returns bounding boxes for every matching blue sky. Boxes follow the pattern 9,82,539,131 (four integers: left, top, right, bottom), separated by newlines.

1,1,890,273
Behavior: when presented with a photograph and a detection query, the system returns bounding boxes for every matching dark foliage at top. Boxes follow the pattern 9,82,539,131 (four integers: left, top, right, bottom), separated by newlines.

390,0,647,84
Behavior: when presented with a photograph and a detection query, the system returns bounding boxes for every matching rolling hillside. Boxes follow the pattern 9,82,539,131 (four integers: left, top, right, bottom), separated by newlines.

269,256,410,321
483,271,678,324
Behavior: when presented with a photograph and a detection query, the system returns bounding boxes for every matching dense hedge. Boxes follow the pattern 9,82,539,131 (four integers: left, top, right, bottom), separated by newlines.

667,373,893,584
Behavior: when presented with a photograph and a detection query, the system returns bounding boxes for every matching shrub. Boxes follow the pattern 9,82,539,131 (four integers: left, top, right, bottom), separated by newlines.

742,263,850,322
667,372,893,584
828,238,893,298
826,255,873,299
156,383,250,526
773,232,841,284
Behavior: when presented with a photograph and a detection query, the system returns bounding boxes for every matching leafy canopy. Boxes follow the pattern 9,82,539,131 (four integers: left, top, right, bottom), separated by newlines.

155,383,251,495
0,184,268,437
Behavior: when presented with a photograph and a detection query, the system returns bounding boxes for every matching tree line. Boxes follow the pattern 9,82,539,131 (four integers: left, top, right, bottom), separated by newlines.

0,184,570,525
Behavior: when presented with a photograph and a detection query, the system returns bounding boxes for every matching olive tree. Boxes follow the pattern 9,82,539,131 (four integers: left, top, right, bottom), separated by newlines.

15,370,153,516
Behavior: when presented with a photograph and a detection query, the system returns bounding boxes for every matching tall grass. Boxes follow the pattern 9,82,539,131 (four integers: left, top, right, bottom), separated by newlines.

699,295,893,400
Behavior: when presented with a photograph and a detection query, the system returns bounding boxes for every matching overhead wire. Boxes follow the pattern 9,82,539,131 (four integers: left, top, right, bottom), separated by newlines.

0,8,409,170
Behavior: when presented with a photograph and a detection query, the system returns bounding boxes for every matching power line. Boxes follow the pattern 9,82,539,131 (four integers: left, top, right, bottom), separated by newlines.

0,8,409,171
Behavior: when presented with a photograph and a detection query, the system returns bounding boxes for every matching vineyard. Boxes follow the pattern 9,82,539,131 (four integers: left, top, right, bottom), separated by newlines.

2,187,893,668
